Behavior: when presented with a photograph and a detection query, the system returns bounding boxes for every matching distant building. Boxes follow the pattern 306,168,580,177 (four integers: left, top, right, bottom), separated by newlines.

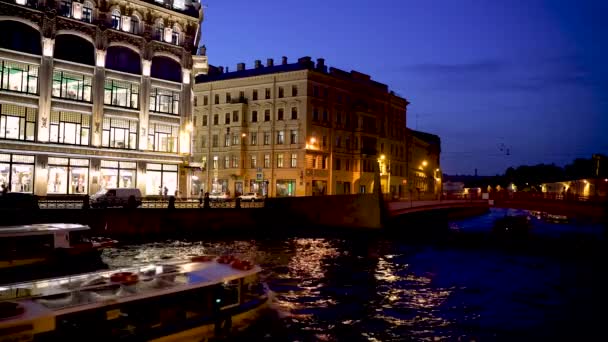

407,129,441,196
0,0,207,196
192,57,410,197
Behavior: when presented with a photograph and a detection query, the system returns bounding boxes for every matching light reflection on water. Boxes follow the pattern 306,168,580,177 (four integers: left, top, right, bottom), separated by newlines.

101,208,605,341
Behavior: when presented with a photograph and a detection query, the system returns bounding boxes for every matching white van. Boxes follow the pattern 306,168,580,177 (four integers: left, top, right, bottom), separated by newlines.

90,188,142,208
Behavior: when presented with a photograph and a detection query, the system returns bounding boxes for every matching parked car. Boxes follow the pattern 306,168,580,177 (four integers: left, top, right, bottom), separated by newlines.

90,188,142,208
238,192,264,202
209,192,230,202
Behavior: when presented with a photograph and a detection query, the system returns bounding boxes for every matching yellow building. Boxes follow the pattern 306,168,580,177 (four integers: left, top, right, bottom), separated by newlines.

192,57,410,197
0,0,207,197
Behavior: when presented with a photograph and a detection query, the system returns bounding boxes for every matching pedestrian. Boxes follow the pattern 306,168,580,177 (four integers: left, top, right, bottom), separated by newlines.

163,186,168,198
0,183,6,195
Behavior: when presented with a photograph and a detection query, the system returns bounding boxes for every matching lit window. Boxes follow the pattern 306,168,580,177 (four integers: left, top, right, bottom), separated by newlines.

148,123,178,152
49,111,90,146
0,104,36,141
82,2,93,23
111,9,121,30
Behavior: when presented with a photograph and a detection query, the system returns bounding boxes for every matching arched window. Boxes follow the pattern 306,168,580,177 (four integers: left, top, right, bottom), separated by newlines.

82,1,94,23
155,19,164,41
60,0,72,17
171,25,181,45
131,14,140,34
111,9,121,30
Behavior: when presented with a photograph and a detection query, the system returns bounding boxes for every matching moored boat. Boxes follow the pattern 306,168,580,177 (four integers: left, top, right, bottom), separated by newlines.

0,256,270,341
0,223,116,273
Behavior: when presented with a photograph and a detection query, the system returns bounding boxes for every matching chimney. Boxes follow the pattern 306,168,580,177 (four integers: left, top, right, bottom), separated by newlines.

254,60,262,69
282,56,288,65
225,66,229,73
297,56,311,64
316,58,326,72
218,66,224,74
266,58,274,67
237,63,245,71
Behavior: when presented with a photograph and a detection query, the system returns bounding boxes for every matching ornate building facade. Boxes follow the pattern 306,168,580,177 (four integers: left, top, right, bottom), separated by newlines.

192,57,411,198
0,0,207,196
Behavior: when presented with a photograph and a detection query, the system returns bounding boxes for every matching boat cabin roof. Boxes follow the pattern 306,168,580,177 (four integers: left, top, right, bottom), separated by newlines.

0,258,261,328
0,223,90,238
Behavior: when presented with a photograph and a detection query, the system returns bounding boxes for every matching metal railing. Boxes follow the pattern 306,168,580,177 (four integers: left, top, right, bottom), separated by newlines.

37,196,265,209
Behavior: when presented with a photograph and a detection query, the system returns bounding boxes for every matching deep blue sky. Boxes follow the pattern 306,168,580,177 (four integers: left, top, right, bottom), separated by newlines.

200,0,607,175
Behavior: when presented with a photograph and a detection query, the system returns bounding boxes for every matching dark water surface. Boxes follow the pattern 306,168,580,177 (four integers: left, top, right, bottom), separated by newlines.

102,208,607,341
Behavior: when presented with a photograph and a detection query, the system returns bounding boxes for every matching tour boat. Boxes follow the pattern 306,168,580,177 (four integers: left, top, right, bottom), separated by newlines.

0,223,116,270
0,256,270,341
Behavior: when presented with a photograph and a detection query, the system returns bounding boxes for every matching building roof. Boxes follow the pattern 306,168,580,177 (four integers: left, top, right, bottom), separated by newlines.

410,129,441,147
195,61,312,83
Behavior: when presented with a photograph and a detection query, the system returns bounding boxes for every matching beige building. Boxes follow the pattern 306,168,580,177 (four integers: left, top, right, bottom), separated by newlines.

0,0,207,197
407,129,441,196
192,57,411,198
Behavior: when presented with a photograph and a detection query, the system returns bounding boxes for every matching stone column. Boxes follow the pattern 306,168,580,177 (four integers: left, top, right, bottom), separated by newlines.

91,49,106,147
179,68,193,196
139,59,152,151
34,154,48,196
37,38,54,142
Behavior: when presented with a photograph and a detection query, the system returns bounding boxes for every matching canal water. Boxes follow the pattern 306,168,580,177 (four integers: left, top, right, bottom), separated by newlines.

102,208,606,341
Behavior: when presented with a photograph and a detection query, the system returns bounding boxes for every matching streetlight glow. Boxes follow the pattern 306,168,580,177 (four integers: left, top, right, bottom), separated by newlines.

422,160,428,167
185,122,194,132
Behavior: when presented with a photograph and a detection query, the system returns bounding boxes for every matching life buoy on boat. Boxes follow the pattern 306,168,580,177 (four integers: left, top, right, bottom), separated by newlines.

191,255,215,262
110,272,139,285
231,259,253,271
217,255,235,264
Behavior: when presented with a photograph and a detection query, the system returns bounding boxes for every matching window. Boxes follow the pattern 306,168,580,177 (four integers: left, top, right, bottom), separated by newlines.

224,134,230,147
232,110,239,122
276,131,284,144
322,136,327,147
201,135,207,148
131,16,140,34
213,114,218,125
101,117,137,149
104,79,139,109
47,157,89,194
0,104,36,141
263,132,270,145
336,136,341,148
276,154,284,168
345,113,350,127
292,85,298,97
212,156,218,169
0,153,34,193
291,107,298,120
290,153,297,168
252,90,258,100
250,132,257,145
290,130,297,144
60,0,72,17
323,88,328,98
263,154,270,168
239,91,244,99
250,155,257,168
49,111,90,145
312,157,316,169
345,159,350,171
149,88,179,114
278,87,284,98
345,137,350,149
156,160,187,187
322,156,327,169
201,156,207,170
224,156,229,169
214,94,219,104
202,115,208,126
148,123,178,152
52,71,92,102
277,108,284,121
212,134,218,147
265,88,270,99
203,96,208,105
111,9,121,30
264,109,270,122
232,134,239,145
0,60,38,94
313,86,319,97
226,93,231,103
82,2,93,23
232,156,239,168
323,110,328,122
313,108,319,121
251,110,258,122
336,111,342,126
225,113,230,124
335,158,341,170
171,26,180,45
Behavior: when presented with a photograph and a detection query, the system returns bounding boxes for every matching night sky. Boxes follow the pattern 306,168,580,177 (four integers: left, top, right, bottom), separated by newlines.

200,0,607,175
